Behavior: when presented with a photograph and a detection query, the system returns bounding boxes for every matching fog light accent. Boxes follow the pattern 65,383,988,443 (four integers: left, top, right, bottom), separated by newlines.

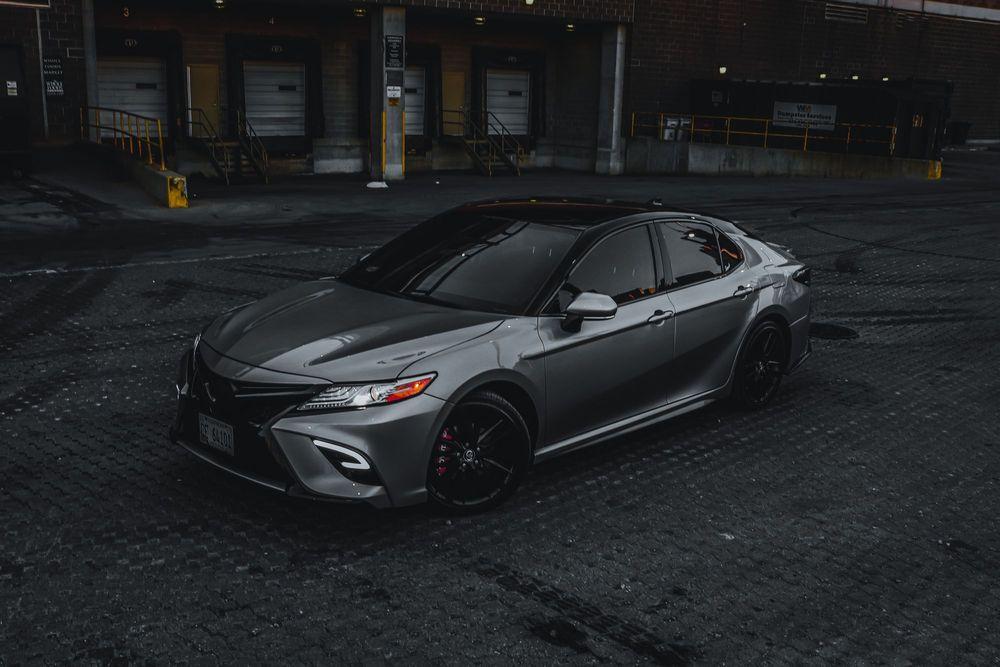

312,440,371,470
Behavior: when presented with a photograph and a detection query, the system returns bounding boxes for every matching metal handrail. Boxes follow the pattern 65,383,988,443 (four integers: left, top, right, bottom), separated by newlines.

480,109,524,168
183,107,231,184
442,108,522,175
80,105,167,170
630,111,897,156
236,109,270,184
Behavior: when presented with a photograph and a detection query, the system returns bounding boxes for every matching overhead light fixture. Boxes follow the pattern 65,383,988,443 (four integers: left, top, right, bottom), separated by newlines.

474,16,486,26
565,23,575,32
818,72,827,79
353,7,366,17
524,0,535,5
214,0,224,7
882,75,890,82
718,65,727,75
851,74,860,80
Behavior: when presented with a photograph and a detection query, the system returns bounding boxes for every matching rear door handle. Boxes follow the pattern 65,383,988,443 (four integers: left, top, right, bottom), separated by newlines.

647,309,674,324
733,284,755,298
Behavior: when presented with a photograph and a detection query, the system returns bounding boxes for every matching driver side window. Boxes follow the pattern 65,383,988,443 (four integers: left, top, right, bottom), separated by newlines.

548,226,657,312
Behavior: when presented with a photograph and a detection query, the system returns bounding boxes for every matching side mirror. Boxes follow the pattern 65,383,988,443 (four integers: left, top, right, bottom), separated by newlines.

562,292,617,332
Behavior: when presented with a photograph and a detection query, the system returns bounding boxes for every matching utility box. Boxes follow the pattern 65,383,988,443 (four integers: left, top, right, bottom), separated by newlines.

691,79,952,160
0,44,32,174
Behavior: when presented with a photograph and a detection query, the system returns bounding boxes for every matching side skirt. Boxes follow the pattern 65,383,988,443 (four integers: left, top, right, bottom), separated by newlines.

533,389,725,464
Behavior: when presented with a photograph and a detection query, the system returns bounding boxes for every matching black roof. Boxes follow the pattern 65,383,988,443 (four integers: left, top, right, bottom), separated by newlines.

453,197,751,238
458,197,668,228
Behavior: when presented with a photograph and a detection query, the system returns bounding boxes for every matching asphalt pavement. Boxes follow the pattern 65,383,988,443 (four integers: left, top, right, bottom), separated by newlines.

1,149,998,663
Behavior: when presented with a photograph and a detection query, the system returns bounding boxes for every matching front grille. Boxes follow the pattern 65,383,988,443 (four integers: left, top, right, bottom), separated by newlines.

180,349,320,484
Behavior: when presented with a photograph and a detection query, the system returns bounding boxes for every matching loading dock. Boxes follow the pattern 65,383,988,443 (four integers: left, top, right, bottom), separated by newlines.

96,57,168,137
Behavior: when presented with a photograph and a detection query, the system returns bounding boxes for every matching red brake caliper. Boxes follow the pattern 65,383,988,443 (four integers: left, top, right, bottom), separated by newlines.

436,427,454,476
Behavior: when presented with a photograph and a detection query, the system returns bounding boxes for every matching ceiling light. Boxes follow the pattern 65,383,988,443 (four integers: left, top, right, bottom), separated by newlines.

818,72,827,79
525,0,535,5
882,75,890,82
474,16,486,26
851,74,860,80
718,65,727,75
565,23,575,32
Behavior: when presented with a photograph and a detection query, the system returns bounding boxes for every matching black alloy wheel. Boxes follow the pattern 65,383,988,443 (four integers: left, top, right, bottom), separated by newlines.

732,320,787,409
426,390,531,513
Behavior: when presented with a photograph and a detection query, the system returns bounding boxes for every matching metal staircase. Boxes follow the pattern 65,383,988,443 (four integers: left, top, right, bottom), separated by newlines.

443,109,524,176
183,107,269,184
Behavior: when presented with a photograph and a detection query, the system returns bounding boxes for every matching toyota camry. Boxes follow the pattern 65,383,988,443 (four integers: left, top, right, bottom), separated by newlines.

171,198,811,512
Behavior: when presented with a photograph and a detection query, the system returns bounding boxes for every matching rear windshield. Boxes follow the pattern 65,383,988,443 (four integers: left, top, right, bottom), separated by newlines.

339,212,581,315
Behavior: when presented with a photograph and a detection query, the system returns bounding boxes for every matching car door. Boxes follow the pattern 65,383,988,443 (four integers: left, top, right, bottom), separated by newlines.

656,220,760,403
537,224,676,445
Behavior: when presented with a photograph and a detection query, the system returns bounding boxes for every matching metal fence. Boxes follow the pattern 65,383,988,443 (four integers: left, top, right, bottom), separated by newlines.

630,112,897,156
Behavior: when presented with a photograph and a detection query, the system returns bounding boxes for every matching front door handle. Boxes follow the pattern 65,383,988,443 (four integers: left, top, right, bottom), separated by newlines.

647,309,674,324
733,284,755,298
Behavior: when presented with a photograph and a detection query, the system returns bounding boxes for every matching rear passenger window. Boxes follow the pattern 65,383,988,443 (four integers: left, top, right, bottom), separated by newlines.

661,221,723,287
717,230,744,272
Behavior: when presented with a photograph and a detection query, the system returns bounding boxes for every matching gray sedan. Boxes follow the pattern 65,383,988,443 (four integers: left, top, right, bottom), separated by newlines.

171,198,811,512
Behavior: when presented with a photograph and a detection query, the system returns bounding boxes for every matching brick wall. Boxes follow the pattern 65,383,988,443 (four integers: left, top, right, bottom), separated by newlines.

627,0,1000,139
0,0,86,142
365,0,634,22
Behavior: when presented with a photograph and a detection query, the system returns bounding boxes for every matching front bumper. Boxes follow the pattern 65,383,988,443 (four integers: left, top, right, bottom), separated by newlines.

171,347,450,508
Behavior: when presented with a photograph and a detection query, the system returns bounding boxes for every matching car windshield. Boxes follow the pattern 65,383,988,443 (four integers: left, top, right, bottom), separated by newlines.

339,212,581,314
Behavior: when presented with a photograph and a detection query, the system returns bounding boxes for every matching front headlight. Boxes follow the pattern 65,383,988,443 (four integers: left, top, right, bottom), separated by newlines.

297,373,436,411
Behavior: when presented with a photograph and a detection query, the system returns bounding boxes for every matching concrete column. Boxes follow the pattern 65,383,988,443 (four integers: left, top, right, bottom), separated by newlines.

81,0,100,141
595,24,627,176
368,6,406,181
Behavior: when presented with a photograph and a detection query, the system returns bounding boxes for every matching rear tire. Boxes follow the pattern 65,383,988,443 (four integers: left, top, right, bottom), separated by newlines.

426,390,531,514
731,320,787,410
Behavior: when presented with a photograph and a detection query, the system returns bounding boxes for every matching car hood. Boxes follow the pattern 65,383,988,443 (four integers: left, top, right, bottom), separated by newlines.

201,280,505,382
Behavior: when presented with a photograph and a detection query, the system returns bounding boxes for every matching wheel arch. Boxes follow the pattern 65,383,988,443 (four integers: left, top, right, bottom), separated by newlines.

753,305,793,368
445,371,542,450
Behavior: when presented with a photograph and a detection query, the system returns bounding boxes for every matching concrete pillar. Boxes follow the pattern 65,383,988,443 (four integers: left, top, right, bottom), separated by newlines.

595,24,627,176
368,6,406,181
81,0,100,141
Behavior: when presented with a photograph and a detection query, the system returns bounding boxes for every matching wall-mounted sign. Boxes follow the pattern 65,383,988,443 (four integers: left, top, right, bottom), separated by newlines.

0,1,51,8
385,35,404,69
43,57,63,97
773,101,837,131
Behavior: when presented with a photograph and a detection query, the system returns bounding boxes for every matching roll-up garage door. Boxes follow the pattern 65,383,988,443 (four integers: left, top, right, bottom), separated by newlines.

404,66,425,136
97,58,169,136
486,69,530,136
243,61,306,136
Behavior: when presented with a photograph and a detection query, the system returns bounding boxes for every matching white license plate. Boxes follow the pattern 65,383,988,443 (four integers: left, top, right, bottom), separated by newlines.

198,413,234,456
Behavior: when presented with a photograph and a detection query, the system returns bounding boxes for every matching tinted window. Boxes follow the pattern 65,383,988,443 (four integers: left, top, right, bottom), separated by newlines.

717,230,743,272
339,213,580,314
549,226,657,311
661,221,723,287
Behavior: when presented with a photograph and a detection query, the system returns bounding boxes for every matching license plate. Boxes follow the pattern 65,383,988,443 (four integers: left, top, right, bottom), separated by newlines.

198,413,234,456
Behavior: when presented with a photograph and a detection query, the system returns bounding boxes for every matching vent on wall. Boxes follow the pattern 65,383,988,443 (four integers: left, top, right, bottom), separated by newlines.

825,2,869,24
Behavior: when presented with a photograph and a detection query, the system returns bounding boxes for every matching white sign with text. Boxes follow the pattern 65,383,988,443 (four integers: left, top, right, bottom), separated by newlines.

773,101,837,131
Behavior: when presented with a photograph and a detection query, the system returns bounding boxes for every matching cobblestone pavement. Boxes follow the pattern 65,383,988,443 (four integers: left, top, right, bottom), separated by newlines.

1,159,999,664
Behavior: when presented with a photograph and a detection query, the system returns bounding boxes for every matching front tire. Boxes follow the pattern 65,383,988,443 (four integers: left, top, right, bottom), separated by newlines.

731,320,787,409
426,390,531,513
